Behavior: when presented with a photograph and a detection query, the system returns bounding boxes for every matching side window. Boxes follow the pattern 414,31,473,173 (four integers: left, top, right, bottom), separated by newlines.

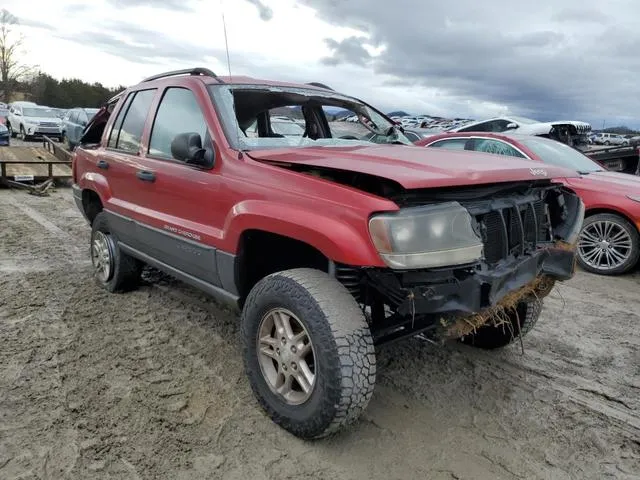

108,89,155,153
428,138,470,150
108,93,134,149
77,111,88,126
148,88,207,159
457,121,491,132
473,139,526,158
69,111,79,124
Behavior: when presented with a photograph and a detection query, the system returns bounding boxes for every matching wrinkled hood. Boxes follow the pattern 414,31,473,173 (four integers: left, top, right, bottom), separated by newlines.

568,170,640,195
518,120,591,136
247,144,578,189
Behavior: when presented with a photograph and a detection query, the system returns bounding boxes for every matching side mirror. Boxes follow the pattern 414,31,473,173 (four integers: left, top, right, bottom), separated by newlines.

506,122,518,130
170,132,215,168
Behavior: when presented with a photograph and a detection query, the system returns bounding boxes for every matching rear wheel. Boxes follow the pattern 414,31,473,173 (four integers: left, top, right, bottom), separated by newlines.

577,213,640,275
90,212,142,292
460,299,542,349
241,268,376,439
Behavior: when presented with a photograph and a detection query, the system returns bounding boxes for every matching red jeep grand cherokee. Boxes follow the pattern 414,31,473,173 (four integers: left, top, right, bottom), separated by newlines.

72,67,584,439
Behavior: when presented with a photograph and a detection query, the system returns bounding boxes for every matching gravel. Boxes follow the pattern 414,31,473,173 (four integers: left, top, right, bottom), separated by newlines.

0,187,639,480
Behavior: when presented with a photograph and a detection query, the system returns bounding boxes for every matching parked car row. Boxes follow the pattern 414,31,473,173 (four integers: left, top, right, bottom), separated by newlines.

4,101,98,148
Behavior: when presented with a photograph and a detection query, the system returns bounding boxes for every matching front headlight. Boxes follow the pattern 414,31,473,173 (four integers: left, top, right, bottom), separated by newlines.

369,202,483,269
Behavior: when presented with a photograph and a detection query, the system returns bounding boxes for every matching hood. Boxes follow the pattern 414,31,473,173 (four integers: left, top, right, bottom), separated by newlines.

23,115,62,124
568,171,640,195
246,144,578,189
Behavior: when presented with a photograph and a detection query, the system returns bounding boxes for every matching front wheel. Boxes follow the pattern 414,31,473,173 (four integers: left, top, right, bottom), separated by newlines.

577,213,640,275
241,268,376,439
19,125,29,142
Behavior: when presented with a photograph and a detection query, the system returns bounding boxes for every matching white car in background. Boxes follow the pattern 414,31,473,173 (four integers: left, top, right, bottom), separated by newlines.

592,132,629,146
6,104,63,142
448,115,592,146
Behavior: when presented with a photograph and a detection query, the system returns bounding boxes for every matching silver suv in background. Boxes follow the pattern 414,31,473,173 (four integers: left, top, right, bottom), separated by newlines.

6,104,63,141
593,132,629,146
61,107,100,150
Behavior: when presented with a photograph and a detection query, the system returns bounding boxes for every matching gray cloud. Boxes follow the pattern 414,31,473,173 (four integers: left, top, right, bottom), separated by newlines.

301,0,640,126
322,36,372,67
18,17,55,31
57,21,226,67
245,0,273,21
105,0,190,10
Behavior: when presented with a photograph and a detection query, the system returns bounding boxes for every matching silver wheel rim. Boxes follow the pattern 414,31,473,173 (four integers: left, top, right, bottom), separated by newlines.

91,231,113,282
257,308,316,405
578,220,633,271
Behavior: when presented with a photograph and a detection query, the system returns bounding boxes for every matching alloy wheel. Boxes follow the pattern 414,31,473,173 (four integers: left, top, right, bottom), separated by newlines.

578,220,633,271
256,308,316,405
91,231,114,282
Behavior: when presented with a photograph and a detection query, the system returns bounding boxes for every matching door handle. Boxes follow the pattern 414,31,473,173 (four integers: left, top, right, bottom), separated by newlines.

96,159,109,169
136,170,156,182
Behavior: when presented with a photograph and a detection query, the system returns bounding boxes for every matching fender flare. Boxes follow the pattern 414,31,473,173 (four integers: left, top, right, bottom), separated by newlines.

223,200,385,267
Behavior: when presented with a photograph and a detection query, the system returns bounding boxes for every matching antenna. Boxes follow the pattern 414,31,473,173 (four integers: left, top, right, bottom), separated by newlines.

221,2,232,80
219,0,242,151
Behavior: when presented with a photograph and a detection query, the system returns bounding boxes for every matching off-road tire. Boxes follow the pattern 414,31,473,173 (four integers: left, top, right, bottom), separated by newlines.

241,268,376,439
577,213,640,275
460,299,542,349
91,212,142,293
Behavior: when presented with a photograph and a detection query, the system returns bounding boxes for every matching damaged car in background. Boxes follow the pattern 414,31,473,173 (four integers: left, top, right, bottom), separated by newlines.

72,67,585,440
448,115,592,147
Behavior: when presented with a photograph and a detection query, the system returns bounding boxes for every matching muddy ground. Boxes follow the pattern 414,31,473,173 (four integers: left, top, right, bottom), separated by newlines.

0,187,639,480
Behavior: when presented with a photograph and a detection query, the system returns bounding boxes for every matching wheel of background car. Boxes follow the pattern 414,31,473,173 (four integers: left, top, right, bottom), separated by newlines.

459,299,542,349
90,212,143,292
241,268,376,439
576,213,640,275
19,125,27,141
604,140,610,145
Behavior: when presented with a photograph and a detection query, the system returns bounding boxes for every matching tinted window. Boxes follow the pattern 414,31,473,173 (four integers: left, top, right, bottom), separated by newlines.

428,138,470,150
149,88,207,159
404,131,420,142
108,93,135,149
519,137,604,173
116,89,155,153
473,139,526,158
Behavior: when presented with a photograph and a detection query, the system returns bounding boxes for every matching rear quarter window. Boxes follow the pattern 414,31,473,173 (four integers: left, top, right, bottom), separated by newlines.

108,89,156,153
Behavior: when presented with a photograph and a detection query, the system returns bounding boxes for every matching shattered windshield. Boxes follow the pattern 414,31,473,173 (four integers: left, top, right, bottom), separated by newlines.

208,84,412,150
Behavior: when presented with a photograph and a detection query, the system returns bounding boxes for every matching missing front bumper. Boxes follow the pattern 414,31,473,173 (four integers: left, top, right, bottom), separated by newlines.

365,245,576,318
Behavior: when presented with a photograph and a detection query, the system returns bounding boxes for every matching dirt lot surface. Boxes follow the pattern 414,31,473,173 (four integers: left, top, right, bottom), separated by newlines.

1,187,639,480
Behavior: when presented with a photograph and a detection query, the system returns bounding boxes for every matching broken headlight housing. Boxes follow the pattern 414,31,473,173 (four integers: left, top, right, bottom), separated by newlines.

369,202,483,269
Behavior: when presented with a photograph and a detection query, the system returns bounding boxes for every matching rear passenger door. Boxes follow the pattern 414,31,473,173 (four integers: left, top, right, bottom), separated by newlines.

99,89,157,249
128,86,224,287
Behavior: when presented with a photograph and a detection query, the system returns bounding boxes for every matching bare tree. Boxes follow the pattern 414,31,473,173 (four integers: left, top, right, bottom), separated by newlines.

0,9,33,103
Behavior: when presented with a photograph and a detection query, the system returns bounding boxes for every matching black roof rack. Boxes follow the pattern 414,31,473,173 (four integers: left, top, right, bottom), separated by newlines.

141,67,225,84
306,82,334,91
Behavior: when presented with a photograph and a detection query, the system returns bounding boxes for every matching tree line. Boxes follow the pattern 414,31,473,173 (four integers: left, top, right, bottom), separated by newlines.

26,73,126,108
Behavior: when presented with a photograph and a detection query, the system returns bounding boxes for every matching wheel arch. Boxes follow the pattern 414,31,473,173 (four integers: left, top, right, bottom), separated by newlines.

584,207,639,233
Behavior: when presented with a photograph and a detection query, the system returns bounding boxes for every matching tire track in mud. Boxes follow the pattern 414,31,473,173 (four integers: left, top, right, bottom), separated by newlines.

0,192,90,478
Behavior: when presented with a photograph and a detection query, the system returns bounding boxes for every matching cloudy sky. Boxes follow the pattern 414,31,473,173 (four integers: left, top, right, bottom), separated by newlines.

4,0,639,127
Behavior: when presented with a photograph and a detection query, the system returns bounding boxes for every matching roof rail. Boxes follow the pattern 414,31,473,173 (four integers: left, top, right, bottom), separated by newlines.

141,67,225,84
306,82,334,91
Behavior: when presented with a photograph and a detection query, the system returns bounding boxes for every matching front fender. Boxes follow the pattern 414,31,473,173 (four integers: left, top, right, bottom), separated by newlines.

223,200,386,267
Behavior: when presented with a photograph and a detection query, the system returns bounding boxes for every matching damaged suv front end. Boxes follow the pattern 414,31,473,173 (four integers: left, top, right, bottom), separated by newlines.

348,180,584,345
